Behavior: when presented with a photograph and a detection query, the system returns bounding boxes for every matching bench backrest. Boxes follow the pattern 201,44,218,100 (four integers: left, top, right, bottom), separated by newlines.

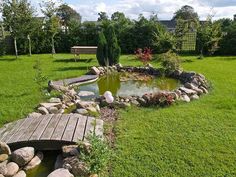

71,46,97,54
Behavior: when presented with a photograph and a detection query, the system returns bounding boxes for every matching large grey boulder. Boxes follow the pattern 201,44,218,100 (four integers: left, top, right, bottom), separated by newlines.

0,142,11,155
5,162,19,177
24,151,43,171
12,147,35,167
47,168,74,177
13,170,26,177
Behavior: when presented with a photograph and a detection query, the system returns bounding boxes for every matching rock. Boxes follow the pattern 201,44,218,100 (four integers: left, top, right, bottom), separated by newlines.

62,145,79,158
90,66,100,75
115,63,123,68
54,155,63,169
115,102,131,108
78,91,95,97
0,154,8,162
58,109,65,114
180,94,191,103
38,107,49,115
131,100,140,106
77,101,97,109
48,107,59,114
87,106,98,114
200,86,208,94
184,83,203,95
0,160,8,175
12,147,35,167
13,170,26,177
75,109,88,115
179,87,197,95
0,174,4,177
49,97,61,103
78,142,91,154
0,142,11,155
5,162,19,177
90,174,98,177
24,151,43,171
27,112,42,118
63,157,89,177
47,168,74,177
137,97,147,106
169,92,179,100
147,63,153,68
190,94,200,100
39,103,62,109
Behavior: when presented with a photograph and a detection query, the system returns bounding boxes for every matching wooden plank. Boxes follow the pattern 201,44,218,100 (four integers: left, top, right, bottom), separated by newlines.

61,114,79,142
6,118,34,143
1,119,26,142
17,115,44,142
29,114,53,141
72,115,87,142
51,114,70,140
94,119,104,138
40,114,62,140
84,117,96,140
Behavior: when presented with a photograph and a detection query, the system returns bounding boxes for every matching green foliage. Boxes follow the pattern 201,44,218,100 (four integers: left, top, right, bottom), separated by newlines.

106,24,121,65
161,51,181,71
196,17,222,55
78,134,110,175
33,59,48,93
96,31,108,66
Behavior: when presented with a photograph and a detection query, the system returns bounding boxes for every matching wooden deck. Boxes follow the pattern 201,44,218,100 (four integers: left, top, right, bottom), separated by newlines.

51,75,98,87
0,114,103,150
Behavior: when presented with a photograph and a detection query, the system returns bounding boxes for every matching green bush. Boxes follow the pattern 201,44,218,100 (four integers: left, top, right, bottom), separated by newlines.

96,32,108,66
161,51,181,71
78,134,110,175
106,24,121,65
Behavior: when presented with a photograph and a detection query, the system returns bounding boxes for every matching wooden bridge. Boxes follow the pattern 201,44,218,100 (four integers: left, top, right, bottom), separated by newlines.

0,114,103,150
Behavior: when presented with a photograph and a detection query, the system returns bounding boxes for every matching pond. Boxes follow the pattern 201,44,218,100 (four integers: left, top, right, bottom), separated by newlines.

26,151,59,177
78,72,180,98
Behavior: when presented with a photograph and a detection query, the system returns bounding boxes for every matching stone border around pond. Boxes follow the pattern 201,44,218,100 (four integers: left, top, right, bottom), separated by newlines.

89,64,210,107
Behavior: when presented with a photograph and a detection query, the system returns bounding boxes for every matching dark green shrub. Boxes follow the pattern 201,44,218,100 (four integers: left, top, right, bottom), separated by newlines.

106,24,121,65
161,51,181,71
96,32,108,66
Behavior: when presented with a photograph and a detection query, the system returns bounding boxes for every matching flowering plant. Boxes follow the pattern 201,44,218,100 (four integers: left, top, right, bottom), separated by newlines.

135,47,153,65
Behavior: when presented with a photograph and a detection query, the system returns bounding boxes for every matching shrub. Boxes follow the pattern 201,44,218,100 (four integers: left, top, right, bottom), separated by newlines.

135,47,153,65
106,24,121,65
96,32,108,66
152,92,175,107
78,134,110,175
161,51,181,71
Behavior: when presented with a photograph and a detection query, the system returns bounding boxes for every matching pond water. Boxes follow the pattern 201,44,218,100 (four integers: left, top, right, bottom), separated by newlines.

26,151,59,177
78,72,180,98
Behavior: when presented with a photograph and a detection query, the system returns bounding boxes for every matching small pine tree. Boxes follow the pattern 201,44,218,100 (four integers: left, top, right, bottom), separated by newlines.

96,31,108,66
106,24,121,65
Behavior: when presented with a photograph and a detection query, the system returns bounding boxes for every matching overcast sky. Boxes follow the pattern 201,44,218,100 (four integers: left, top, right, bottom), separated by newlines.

1,0,236,21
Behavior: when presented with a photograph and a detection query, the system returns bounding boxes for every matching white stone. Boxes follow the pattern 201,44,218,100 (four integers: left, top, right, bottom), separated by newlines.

47,168,74,177
76,109,88,115
39,103,62,109
179,87,197,95
13,170,26,177
0,142,11,155
180,94,191,102
12,147,35,167
78,91,95,97
0,160,8,175
5,162,19,177
49,97,61,103
49,107,59,114
190,94,200,100
90,67,100,75
27,112,42,118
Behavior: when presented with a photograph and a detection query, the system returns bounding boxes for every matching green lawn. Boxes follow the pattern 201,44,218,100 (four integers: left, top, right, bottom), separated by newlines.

0,54,236,176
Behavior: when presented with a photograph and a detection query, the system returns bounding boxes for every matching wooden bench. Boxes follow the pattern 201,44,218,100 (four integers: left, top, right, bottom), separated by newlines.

71,46,97,61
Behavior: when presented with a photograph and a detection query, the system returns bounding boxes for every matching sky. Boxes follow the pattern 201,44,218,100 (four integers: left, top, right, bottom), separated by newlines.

1,0,236,21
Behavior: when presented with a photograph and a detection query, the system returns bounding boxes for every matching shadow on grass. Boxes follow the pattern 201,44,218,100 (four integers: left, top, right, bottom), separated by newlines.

0,58,17,62
53,58,93,63
56,66,89,72
215,57,236,61
0,92,30,98
182,59,194,63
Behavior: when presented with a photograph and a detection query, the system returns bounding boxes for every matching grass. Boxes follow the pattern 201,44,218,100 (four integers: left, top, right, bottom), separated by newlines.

0,54,236,176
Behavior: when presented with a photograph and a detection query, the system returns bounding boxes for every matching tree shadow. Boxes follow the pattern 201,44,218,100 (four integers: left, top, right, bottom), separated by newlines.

182,59,194,63
215,57,236,61
53,58,93,63
55,66,89,72
0,58,17,62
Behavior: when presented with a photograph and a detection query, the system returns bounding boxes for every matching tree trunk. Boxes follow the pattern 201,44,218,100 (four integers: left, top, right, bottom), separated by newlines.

1,24,5,39
14,36,18,59
27,34,32,56
51,36,55,56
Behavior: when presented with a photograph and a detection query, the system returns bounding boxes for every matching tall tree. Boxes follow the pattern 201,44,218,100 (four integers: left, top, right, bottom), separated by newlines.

96,31,108,66
1,0,22,58
98,12,109,22
57,4,81,34
41,0,60,56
